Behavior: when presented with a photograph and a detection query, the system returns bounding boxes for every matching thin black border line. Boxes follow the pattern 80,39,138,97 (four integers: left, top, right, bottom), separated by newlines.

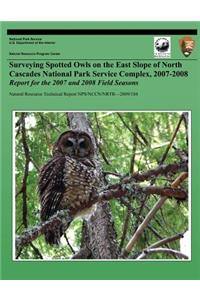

7,29,198,35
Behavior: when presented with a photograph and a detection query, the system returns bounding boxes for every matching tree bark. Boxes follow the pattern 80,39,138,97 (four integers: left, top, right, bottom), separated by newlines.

67,112,119,259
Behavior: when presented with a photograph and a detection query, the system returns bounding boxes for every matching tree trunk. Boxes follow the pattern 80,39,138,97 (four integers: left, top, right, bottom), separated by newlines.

67,112,119,259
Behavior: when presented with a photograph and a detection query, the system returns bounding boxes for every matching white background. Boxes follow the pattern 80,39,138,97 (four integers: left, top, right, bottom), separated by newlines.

0,0,199,298
0,0,199,20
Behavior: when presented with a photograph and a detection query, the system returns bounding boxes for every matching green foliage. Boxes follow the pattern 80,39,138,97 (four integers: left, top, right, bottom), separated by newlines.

15,112,189,259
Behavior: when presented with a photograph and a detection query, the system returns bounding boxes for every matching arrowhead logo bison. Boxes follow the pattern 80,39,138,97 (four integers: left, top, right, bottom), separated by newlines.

179,36,195,57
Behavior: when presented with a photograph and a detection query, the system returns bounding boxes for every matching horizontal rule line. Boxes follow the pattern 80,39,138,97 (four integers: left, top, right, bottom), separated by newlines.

7,59,197,61
7,29,198,35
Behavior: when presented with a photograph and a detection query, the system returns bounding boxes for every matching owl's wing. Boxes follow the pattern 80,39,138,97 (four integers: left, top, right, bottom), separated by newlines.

38,156,66,221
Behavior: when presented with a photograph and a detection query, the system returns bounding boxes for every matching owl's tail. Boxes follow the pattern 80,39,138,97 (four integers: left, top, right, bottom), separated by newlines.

43,218,72,246
44,230,61,245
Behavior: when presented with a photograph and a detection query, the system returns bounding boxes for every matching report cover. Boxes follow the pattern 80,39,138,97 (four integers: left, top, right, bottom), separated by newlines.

0,22,199,279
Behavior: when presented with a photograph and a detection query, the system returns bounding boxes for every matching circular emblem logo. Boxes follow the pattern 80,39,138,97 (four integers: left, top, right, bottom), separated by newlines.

155,38,169,52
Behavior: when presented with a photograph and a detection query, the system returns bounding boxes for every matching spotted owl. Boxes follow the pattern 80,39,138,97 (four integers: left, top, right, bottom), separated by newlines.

38,130,100,245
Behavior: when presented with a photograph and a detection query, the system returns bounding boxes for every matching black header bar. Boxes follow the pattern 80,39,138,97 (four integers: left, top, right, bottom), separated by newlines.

7,29,198,35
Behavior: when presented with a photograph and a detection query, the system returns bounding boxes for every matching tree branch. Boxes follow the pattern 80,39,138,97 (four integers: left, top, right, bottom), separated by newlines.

64,233,75,254
117,113,146,146
21,113,30,228
135,232,185,260
129,162,187,182
119,206,131,250
30,242,43,259
136,247,188,260
121,172,188,258
159,114,183,164
130,124,138,174
15,210,72,253
182,112,189,146
96,184,187,204
146,232,184,249
94,112,111,165
135,124,149,146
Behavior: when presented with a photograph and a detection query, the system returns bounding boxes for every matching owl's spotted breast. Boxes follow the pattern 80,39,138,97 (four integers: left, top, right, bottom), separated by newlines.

60,157,99,212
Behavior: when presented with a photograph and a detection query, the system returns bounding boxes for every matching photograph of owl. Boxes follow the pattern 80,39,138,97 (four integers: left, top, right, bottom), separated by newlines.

38,130,100,245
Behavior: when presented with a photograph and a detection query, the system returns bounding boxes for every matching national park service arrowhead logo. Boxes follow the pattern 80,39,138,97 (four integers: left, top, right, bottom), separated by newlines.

179,36,195,57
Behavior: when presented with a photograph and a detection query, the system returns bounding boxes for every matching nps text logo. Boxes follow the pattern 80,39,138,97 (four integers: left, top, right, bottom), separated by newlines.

179,36,195,57
154,37,171,58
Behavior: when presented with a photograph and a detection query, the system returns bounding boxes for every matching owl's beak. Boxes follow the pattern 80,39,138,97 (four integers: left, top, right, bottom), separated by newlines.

74,148,78,156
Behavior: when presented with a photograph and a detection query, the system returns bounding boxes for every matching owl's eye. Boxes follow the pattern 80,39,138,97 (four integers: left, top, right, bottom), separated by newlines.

79,141,87,149
65,140,74,147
